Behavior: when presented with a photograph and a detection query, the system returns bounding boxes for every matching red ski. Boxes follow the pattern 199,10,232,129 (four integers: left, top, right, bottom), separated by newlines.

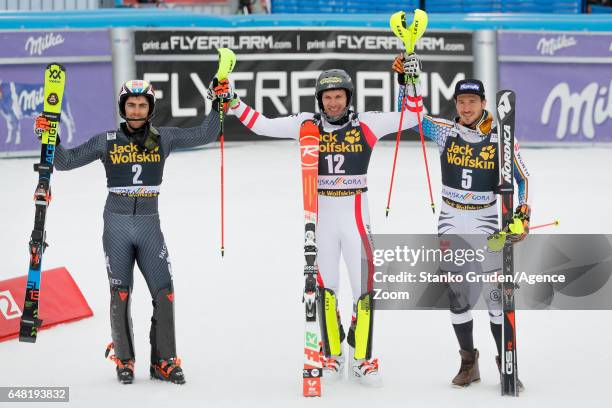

299,120,322,397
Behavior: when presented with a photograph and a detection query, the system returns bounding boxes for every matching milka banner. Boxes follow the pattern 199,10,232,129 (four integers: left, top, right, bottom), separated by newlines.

134,28,473,141
0,30,115,156
498,31,612,143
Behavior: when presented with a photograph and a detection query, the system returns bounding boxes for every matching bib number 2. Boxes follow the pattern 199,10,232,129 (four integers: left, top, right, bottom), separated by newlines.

132,164,143,185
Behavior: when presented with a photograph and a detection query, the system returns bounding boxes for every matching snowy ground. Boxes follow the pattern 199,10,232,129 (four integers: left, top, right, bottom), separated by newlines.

1,140,611,408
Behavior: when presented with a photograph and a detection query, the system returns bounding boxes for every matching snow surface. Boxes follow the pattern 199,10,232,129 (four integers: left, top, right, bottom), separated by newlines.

1,141,611,408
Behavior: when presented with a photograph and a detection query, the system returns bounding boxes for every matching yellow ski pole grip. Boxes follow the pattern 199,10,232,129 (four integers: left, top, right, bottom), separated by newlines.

216,48,236,81
389,9,428,53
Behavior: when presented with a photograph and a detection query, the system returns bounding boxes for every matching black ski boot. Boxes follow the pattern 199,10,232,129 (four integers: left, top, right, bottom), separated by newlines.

107,286,136,384
149,287,185,385
115,360,135,384
150,358,185,384
105,343,135,384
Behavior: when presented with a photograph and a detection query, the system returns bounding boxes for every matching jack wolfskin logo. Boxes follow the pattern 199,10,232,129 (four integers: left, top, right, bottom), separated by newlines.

479,145,496,160
344,129,361,144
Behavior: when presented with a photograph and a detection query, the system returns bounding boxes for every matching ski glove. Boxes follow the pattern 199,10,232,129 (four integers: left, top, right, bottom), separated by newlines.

34,115,61,145
508,204,531,243
34,115,50,138
392,52,422,85
207,76,239,112
207,77,233,100
487,204,531,251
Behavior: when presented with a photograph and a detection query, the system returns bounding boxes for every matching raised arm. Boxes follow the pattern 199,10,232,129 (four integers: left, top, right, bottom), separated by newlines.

230,101,312,140
54,133,106,171
357,109,419,143
420,115,454,154
159,113,221,154
395,81,452,150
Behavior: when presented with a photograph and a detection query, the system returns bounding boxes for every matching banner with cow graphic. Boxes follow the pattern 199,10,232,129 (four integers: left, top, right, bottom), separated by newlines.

498,30,612,143
0,30,116,156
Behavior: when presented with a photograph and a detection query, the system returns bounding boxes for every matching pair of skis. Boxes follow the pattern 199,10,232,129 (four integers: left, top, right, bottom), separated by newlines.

299,121,323,397
496,90,520,396
19,63,67,343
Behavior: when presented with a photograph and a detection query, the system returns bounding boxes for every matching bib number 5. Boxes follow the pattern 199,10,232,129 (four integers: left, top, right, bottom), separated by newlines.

461,169,472,189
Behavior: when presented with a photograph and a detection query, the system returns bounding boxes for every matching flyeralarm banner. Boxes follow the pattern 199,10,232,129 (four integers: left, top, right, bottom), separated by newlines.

134,28,473,140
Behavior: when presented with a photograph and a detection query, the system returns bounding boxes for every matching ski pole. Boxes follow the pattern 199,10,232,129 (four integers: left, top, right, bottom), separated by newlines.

386,9,432,216
215,48,236,258
385,84,408,218
409,79,436,214
529,220,560,231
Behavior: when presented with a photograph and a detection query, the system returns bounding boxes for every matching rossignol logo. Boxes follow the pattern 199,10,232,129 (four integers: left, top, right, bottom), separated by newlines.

502,125,513,184
109,143,160,164
320,132,363,153
300,134,319,168
446,141,495,170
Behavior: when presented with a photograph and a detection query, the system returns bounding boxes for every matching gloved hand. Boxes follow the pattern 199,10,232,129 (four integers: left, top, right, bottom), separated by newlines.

207,76,234,101
508,204,531,243
391,52,422,85
34,115,51,139
487,204,531,251
207,76,239,113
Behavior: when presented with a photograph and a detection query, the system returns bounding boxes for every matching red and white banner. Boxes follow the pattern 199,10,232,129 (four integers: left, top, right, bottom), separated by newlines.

0,267,93,342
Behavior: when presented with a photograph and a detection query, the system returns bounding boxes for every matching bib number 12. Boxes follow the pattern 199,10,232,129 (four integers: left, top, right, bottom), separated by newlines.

324,154,345,174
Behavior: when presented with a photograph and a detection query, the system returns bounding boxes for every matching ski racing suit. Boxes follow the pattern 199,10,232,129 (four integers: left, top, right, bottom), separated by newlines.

415,110,531,326
53,115,220,363
230,100,419,361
